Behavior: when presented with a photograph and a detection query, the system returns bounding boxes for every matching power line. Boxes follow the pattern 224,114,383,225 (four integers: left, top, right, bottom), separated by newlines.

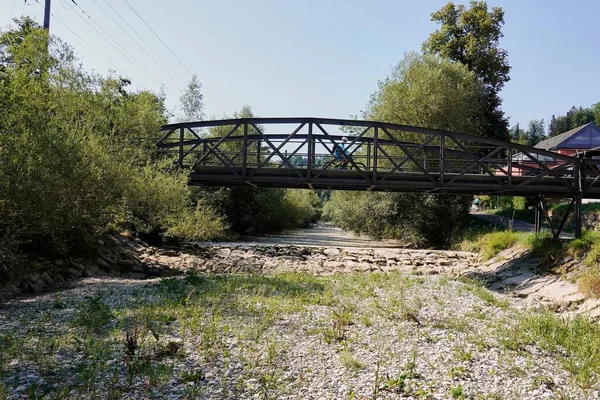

68,1,178,97
8,0,18,24
59,0,74,11
122,0,227,114
93,0,220,116
88,0,187,88
32,1,125,75
102,0,184,84
123,0,193,76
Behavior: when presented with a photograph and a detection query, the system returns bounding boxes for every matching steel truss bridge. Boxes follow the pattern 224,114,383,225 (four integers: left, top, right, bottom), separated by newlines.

157,117,600,238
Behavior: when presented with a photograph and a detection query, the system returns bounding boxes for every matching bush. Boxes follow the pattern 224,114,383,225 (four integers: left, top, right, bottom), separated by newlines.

196,187,319,236
476,231,519,260
324,191,470,248
0,19,226,279
579,270,600,298
164,205,226,242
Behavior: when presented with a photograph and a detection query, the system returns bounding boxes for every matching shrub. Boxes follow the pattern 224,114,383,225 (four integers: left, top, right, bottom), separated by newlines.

0,19,226,279
72,296,113,333
324,191,470,248
197,187,318,236
578,270,600,298
164,205,226,242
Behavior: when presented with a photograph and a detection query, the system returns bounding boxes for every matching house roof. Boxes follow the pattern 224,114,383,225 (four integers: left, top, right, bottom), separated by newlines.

535,122,600,150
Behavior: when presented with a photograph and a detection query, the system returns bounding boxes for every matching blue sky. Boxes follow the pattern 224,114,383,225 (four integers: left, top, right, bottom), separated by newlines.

2,0,599,129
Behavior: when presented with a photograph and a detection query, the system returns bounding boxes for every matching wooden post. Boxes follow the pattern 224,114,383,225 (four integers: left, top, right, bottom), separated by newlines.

534,196,542,234
575,157,583,238
508,146,512,188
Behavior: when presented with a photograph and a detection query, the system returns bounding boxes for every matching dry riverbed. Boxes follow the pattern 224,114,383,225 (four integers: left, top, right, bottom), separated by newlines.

1,271,599,399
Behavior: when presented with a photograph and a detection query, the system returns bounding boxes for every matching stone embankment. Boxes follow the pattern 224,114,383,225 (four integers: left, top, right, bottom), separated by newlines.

463,246,600,320
2,233,600,320
0,235,476,302
141,244,478,276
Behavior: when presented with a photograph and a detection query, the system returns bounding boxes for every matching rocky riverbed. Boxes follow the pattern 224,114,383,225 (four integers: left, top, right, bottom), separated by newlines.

1,272,597,399
2,227,600,398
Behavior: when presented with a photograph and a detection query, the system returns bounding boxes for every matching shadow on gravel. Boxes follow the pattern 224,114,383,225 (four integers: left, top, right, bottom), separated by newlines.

460,253,542,293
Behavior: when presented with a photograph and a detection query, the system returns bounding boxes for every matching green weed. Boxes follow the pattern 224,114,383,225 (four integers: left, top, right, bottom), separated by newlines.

340,351,365,371
450,384,464,399
72,296,113,333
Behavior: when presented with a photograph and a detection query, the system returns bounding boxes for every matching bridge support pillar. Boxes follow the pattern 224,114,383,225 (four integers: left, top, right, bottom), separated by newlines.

534,196,542,235
575,193,582,239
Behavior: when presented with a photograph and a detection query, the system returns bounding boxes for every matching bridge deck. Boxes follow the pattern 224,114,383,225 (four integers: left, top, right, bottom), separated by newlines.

188,166,600,197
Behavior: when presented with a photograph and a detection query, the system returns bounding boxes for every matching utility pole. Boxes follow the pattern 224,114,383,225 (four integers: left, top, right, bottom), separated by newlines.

43,0,51,31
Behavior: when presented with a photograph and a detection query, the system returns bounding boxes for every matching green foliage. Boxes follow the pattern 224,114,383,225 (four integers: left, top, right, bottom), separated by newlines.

578,270,600,298
524,119,546,147
488,207,535,225
197,187,318,236
189,105,319,237
340,351,365,371
423,1,510,140
0,19,225,279
549,104,600,137
327,53,485,247
179,73,204,122
325,191,470,247
520,312,600,388
468,231,519,260
366,53,484,133
72,296,113,333
450,384,465,399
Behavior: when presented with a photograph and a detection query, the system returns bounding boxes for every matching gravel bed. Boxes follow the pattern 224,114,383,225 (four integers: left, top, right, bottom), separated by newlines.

0,274,597,399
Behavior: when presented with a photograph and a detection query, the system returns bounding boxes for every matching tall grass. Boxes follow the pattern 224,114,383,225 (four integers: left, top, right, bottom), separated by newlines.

520,312,600,389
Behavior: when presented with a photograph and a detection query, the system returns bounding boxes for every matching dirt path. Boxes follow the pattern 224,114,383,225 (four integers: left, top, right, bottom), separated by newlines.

472,212,574,239
213,223,408,248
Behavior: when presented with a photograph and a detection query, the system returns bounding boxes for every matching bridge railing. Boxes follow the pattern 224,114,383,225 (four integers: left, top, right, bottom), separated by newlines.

156,117,581,194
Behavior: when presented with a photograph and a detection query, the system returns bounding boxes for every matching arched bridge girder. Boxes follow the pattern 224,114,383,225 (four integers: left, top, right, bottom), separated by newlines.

156,117,600,199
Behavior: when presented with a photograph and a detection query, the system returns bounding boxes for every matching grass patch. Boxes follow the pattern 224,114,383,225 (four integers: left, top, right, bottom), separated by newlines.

2,270,597,397
460,226,568,262
578,269,600,298
464,284,510,308
72,296,114,333
450,384,465,399
455,216,509,253
520,312,600,389
340,350,365,371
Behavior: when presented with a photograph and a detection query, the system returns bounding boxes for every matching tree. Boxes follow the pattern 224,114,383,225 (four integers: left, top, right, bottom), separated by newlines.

524,119,545,147
0,19,225,279
509,123,524,143
194,105,318,235
366,53,483,133
327,54,485,248
548,104,598,136
179,73,204,122
548,115,557,138
423,1,510,140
